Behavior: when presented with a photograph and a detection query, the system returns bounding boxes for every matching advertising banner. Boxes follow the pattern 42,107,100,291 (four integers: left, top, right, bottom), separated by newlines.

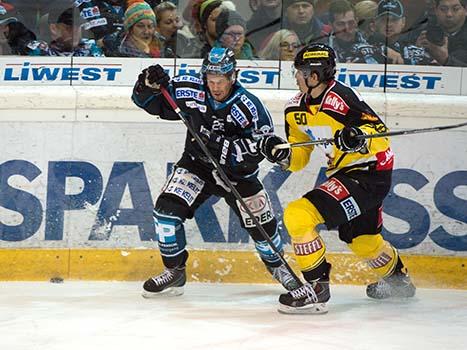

0,57,463,95
1,119,465,256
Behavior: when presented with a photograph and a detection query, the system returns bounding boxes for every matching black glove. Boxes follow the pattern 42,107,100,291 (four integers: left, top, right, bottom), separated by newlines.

334,126,366,152
258,135,290,163
145,64,170,89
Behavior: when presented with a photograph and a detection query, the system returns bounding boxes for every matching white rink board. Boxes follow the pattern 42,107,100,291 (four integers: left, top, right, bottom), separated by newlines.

0,56,466,95
0,86,466,256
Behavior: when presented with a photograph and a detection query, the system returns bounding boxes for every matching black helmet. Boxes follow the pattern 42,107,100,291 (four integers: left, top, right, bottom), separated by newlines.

201,47,237,77
294,43,336,83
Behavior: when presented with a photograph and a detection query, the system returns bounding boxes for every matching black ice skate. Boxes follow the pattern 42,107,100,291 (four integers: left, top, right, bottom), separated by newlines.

366,270,416,299
278,279,330,314
142,266,186,298
267,264,301,291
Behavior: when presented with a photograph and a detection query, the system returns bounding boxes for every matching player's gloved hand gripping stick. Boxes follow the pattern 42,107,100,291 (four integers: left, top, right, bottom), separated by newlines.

274,121,467,150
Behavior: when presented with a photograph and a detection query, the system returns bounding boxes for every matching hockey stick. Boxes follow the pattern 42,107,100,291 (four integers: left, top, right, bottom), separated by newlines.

159,87,304,287
274,121,467,149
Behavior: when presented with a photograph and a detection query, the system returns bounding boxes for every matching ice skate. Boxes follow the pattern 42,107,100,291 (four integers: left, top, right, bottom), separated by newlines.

142,266,186,298
278,279,330,314
366,270,416,299
267,264,301,291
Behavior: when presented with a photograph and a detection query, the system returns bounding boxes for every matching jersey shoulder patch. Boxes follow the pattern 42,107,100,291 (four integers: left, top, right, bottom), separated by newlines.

321,89,350,116
285,92,305,110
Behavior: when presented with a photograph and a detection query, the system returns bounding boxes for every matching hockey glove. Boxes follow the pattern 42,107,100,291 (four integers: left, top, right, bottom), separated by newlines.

258,135,290,163
145,64,170,89
334,126,366,153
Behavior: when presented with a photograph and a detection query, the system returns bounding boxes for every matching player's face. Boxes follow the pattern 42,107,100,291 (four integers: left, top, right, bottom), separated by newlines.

131,19,156,43
157,9,179,39
206,73,234,102
332,11,358,42
294,69,309,93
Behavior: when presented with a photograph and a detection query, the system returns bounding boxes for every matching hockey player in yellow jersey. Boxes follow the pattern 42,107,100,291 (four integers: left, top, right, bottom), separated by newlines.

259,43,416,314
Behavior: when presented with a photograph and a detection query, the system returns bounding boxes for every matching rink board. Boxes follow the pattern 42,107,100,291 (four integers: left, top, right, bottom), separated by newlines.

0,249,466,289
0,87,466,286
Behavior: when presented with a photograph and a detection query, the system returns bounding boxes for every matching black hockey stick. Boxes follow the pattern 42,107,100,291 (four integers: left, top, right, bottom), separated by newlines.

274,121,467,149
160,87,304,287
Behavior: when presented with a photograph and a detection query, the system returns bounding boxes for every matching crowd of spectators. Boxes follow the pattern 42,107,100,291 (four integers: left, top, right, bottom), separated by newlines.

0,0,466,66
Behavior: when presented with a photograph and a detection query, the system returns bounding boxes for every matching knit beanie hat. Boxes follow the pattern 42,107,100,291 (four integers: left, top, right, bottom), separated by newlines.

199,0,222,26
124,0,156,31
283,0,314,9
215,9,246,37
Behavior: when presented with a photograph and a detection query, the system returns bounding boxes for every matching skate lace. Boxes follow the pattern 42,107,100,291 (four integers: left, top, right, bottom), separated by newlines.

152,269,174,286
290,283,318,303
374,279,391,296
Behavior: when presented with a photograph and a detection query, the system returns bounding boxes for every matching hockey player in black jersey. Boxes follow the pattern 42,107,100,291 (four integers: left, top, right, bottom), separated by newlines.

132,47,298,297
259,43,416,314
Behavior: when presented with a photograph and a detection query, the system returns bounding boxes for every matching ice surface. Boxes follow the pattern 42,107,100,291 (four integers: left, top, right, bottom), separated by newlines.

0,282,466,350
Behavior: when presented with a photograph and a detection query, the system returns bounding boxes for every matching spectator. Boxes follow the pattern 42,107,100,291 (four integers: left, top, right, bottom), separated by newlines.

154,1,179,56
193,0,236,59
282,0,331,45
214,9,255,59
27,7,103,56
369,0,433,64
354,0,378,39
325,0,383,63
8,0,50,35
154,1,199,57
246,0,282,52
119,0,161,57
259,29,300,60
417,0,467,66
0,1,36,55
74,0,126,45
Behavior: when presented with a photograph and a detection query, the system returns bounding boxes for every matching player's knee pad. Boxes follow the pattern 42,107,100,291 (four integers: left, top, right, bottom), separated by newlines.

348,234,398,278
153,209,187,262
284,198,324,239
284,198,326,272
254,229,284,266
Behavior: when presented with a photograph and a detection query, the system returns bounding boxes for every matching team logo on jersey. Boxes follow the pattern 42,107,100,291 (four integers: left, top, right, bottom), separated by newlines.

82,17,107,30
318,178,350,201
231,104,249,127
286,92,303,108
185,101,207,113
361,112,379,122
173,75,204,85
368,252,392,269
240,95,258,118
175,88,205,102
80,6,100,19
294,237,324,256
237,190,273,228
340,197,361,221
376,148,394,171
322,91,349,115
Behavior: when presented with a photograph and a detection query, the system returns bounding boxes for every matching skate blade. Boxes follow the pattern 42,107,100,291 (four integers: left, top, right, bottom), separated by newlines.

142,286,184,298
277,302,328,315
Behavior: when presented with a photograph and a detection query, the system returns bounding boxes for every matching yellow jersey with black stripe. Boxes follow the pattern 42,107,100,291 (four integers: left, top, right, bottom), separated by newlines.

284,80,394,176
